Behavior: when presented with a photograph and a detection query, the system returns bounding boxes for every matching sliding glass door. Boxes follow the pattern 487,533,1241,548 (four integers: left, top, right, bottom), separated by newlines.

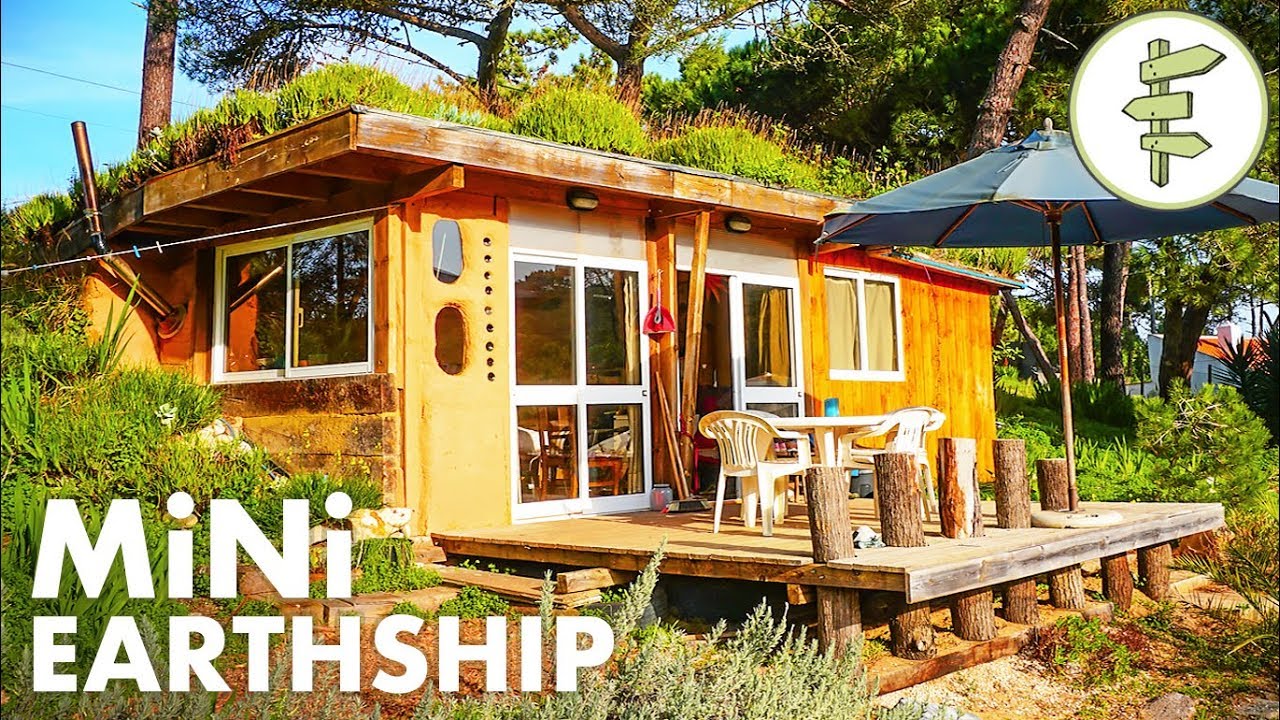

511,252,651,520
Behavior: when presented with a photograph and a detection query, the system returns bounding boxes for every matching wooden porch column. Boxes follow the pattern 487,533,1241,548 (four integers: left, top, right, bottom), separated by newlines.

804,466,863,662
875,452,937,660
1138,543,1173,600
1038,459,1086,609
993,439,1040,625
938,438,996,641
677,211,711,499
647,216,681,492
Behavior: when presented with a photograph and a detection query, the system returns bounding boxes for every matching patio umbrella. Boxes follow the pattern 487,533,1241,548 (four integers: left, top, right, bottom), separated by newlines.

819,121,1280,511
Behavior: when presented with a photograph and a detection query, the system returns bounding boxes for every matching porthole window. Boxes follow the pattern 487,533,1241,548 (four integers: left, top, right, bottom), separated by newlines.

435,306,467,375
432,220,463,284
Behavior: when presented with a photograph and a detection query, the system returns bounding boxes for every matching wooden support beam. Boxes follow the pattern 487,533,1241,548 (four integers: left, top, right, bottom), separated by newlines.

145,206,243,229
649,199,707,221
1048,567,1087,609
188,191,291,217
804,466,863,661
1138,543,1172,600
555,568,635,595
128,223,194,237
293,153,407,184
388,164,464,204
993,439,1040,625
875,452,937,660
240,173,339,200
938,438,983,539
1038,458,1086,609
677,210,711,499
647,217,682,492
1101,553,1134,612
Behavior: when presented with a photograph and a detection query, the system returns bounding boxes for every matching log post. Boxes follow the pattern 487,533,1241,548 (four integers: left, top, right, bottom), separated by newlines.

803,466,863,661
1037,459,1086,609
1101,553,1134,612
993,439,1040,626
1138,543,1173,600
874,452,936,660
939,438,996,641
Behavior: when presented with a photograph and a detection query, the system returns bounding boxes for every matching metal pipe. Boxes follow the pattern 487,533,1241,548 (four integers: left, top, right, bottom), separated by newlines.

71,122,185,337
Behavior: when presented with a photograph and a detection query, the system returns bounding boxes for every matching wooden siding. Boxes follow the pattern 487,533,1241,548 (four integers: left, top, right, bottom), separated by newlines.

802,247,999,480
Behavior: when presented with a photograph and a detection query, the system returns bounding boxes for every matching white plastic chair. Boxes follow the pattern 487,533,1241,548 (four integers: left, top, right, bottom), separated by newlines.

838,406,945,521
698,410,813,536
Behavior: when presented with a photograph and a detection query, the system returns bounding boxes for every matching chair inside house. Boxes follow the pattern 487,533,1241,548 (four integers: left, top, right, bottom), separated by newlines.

837,406,946,521
698,410,813,536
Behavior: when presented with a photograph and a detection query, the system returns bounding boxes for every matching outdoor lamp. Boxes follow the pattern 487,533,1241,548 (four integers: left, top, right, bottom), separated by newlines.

566,187,599,211
724,213,752,233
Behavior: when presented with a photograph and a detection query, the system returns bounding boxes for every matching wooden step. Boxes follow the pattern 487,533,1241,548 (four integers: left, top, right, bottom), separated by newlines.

429,564,604,608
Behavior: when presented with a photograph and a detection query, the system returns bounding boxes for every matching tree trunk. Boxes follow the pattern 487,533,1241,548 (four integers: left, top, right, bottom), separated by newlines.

475,2,515,105
964,0,1053,158
1099,242,1131,388
138,0,177,148
1075,247,1096,382
995,440,1040,624
1101,553,1134,612
951,588,998,641
615,59,645,105
1047,566,1086,609
874,452,936,660
804,466,863,660
1066,249,1084,382
1158,298,1213,398
993,303,1008,349
1036,458,1070,511
1001,289,1056,381
1138,543,1172,600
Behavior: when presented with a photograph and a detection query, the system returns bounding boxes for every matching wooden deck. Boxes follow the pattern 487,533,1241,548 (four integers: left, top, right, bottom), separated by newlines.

432,499,1223,603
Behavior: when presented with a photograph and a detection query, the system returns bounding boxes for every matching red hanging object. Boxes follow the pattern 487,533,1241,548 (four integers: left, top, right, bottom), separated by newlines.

643,269,677,336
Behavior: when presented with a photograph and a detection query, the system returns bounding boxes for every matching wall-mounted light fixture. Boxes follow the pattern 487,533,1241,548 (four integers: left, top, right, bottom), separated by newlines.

566,187,600,211
724,213,752,233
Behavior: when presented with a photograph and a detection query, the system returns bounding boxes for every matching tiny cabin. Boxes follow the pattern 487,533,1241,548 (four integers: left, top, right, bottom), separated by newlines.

74,106,1018,534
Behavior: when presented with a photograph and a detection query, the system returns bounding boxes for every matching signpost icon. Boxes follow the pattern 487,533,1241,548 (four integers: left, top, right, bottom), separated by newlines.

1125,40,1224,186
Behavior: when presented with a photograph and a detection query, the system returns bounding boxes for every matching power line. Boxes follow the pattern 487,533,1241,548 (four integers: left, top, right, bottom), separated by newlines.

0,60,201,108
0,104,136,135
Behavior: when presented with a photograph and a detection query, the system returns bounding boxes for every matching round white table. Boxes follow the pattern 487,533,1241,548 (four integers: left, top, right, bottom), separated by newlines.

770,415,889,466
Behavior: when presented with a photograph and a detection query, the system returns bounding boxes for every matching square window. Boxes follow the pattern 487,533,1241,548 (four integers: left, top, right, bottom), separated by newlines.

825,272,904,380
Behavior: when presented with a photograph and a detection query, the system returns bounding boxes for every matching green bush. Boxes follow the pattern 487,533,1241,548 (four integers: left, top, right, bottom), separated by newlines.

648,125,822,189
434,585,509,618
1032,615,1141,685
390,600,432,620
1218,322,1278,446
349,538,441,595
511,87,647,155
1136,382,1278,508
248,472,384,540
1034,380,1137,432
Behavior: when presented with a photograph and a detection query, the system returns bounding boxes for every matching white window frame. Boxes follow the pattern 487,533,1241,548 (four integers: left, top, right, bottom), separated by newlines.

212,218,375,383
824,268,906,383
509,249,652,522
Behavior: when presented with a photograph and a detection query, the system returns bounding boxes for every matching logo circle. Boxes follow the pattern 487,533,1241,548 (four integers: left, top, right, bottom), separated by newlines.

1069,10,1268,210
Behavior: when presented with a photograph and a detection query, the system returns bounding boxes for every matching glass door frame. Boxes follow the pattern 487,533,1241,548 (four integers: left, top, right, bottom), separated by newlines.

676,266,806,416
509,249,653,522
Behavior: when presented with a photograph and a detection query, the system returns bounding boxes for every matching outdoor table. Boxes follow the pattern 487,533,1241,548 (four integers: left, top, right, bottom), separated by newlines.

770,415,889,466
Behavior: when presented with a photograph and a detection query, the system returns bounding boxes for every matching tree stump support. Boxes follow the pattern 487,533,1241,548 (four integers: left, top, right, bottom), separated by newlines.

939,438,996,641
875,452,937,660
803,466,863,662
993,439,1040,626
1138,543,1172,601
1038,459,1085,609
1101,553,1134,612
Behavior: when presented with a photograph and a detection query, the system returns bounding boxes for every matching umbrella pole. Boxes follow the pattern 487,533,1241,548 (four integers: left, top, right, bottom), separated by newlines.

1049,217,1080,511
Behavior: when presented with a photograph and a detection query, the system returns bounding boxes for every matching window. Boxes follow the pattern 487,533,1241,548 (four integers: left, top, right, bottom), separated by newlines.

432,219,463,283
825,271,903,381
214,220,373,381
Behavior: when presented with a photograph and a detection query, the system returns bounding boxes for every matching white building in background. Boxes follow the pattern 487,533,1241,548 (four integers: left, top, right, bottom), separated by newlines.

1131,323,1256,396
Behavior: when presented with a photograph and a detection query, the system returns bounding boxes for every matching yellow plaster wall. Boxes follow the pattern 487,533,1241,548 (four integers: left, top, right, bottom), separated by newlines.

397,193,513,533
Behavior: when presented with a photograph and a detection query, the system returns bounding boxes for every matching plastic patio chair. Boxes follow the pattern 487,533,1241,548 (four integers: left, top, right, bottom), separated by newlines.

837,406,946,521
698,410,813,536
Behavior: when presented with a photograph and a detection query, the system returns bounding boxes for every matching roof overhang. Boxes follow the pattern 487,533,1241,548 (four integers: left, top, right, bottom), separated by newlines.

62,106,846,253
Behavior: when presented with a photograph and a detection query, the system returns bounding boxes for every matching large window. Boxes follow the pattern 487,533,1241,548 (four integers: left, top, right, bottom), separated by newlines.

825,271,903,381
214,220,373,381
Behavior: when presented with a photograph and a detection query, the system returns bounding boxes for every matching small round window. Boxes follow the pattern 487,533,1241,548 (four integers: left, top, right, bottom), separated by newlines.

435,306,467,375
432,219,463,283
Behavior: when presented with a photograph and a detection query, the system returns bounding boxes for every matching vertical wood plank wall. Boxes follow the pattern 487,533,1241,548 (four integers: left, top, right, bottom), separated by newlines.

803,247,999,479
397,193,513,533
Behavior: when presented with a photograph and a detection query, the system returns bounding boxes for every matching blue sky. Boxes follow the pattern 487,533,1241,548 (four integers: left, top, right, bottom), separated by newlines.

0,0,703,208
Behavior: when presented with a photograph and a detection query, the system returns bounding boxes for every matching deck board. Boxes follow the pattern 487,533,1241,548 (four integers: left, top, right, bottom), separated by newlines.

432,499,1223,603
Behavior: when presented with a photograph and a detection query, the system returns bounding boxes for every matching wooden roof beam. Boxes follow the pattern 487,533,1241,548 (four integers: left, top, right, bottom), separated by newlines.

649,199,709,221
239,173,339,201
188,191,293,217
388,164,464,204
145,206,243,229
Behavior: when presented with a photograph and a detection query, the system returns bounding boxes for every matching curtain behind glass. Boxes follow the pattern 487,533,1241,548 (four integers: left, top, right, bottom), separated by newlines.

865,280,898,371
745,285,792,387
826,277,860,371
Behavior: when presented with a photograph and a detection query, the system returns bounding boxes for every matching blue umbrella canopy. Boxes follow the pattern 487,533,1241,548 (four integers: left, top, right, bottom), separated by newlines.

819,127,1280,247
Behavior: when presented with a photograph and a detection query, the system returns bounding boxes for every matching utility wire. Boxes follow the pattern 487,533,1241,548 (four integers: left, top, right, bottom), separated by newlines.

0,104,136,135
1,60,202,108
1,206,389,277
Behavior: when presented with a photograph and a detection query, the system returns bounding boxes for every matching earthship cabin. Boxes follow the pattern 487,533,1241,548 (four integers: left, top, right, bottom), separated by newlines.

69,106,1221,673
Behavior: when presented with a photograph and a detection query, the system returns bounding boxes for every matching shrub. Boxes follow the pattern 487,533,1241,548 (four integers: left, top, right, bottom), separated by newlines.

350,538,441,595
391,600,432,620
648,125,822,189
1136,382,1278,508
1218,322,1278,446
511,87,647,155
1034,379,1136,432
434,585,509,618
1032,615,1142,685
